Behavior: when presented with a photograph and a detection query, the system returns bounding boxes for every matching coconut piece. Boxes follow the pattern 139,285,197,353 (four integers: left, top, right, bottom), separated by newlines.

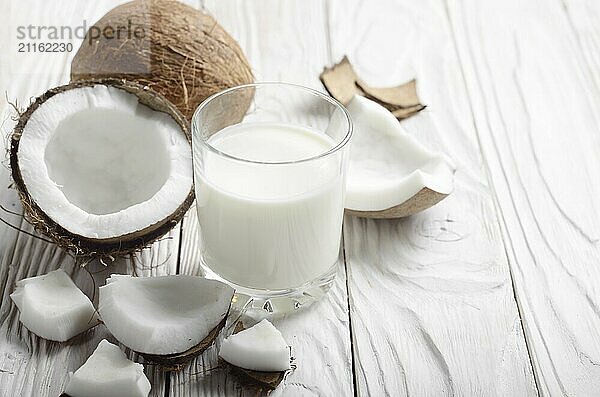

98,274,233,362
320,56,426,120
391,103,427,119
219,319,291,372
71,0,253,121
345,95,456,218
10,80,194,258
228,364,285,392
10,269,99,341
64,339,151,397
319,56,359,105
219,322,287,391
356,78,421,108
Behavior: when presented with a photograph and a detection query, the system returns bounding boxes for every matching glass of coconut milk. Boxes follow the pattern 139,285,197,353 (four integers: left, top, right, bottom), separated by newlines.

192,82,352,314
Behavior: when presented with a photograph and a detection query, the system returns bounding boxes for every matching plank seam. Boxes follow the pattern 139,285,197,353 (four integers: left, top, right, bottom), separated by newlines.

175,218,185,276
164,372,171,397
342,228,359,397
322,0,357,394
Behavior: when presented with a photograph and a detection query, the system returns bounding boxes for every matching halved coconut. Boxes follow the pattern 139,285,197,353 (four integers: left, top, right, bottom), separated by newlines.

10,80,194,257
63,339,151,397
345,95,456,218
98,274,234,365
10,269,100,341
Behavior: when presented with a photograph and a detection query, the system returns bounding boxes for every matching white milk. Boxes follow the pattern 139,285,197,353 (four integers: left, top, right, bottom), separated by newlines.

196,122,344,291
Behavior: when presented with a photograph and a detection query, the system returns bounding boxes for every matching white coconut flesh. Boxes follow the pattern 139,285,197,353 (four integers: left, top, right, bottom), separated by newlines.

345,95,456,212
65,339,151,397
10,269,99,342
219,319,291,372
17,84,192,239
98,275,234,355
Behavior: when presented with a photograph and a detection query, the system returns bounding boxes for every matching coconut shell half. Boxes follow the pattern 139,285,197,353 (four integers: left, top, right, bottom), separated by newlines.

10,79,194,259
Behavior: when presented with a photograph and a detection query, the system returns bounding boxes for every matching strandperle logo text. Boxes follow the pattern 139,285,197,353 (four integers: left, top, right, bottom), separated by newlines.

16,19,146,45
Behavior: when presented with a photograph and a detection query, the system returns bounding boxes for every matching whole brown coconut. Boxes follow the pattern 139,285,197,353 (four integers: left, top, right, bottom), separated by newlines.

71,0,253,120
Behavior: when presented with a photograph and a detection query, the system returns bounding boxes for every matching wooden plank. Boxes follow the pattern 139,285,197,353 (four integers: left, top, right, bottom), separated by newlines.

561,0,600,97
327,0,538,395
0,1,192,396
445,0,600,395
171,1,354,396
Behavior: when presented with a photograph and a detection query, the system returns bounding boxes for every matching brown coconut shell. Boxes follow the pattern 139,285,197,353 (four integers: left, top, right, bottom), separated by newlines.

319,55,425,120
139,315,228,370
9,79,195,259
71,0,254,121
345,187,449,219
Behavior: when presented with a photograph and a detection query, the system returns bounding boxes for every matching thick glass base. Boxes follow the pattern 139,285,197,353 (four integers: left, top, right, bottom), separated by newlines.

200,261,338,318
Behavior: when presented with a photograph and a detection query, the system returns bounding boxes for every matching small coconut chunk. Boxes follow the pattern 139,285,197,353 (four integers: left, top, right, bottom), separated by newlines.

10,269,99,341
98,275,233,355
219,319,291,372
65,339,151,397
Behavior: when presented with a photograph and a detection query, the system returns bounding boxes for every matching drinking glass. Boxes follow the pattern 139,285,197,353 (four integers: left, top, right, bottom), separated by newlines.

192,82,352,314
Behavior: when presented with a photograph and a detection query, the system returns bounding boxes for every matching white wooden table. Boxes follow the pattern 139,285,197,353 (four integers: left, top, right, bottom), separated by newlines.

1,0,599,396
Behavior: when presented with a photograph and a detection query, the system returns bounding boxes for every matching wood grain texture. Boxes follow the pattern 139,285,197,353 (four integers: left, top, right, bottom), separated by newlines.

170,1,354,396
328,0,537,395
446,0,600,395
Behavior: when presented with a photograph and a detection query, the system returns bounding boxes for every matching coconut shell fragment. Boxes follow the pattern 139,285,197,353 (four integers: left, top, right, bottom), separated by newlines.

222,322,287,391
390,104,426,119
319,56,425,120
356,78,421,108
71,0,254,121
141,316,228,370
226,362,286,392
319,56,359,105
346,187,449,219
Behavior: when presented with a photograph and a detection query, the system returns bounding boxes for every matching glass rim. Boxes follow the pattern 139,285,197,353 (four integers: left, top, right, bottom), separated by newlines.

192,81,353,165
